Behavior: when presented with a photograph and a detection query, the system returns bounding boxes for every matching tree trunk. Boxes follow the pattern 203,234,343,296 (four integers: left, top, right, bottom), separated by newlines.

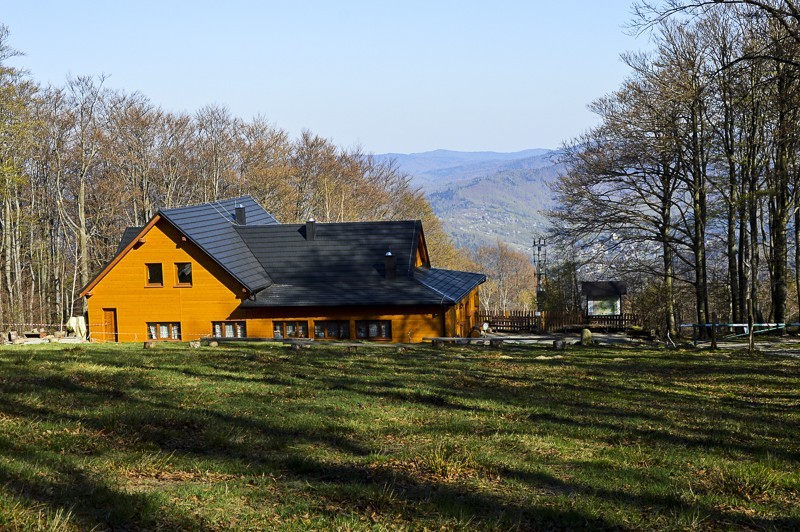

664,243,677,337
727,167,740,323
690,104,709,338
795,209,800,322
78,177,89,314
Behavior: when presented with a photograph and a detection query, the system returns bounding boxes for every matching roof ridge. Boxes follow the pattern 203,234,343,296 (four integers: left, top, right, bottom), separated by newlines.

158,197,275,292
276,219,421,226
160,195,257,213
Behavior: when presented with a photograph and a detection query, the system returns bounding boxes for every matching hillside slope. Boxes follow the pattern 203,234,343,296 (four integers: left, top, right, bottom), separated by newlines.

377,149,561,251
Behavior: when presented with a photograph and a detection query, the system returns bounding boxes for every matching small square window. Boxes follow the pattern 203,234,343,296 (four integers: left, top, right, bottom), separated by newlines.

176,262,192,286
146,263,163,286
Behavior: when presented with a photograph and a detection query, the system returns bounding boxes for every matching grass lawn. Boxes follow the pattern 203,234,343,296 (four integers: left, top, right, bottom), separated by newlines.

0,341,798,530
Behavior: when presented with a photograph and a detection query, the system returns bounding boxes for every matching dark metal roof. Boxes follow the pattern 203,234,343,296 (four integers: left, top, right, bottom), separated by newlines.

239,268,486,309
581,281,627,297
146,197,484,308
236,221,485,308
236,221,421,283
415,267,487,304
116,226,143,255
240,280,451,308
159,196,277,292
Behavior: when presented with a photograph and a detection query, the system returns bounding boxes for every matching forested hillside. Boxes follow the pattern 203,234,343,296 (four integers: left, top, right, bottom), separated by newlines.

0,26,460,329
378,150,560,251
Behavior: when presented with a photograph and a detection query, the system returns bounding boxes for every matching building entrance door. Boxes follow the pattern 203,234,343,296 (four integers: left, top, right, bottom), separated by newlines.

101,308,118,342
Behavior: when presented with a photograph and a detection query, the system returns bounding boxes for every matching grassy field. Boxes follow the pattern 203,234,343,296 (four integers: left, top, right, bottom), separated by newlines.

0,341,798,531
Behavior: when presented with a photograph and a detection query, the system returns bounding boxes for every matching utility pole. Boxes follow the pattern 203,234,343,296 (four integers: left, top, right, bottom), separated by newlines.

533,237,547,313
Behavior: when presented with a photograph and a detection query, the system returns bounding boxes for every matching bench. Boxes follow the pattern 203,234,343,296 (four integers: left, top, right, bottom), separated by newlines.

423,337,504,348
314,341,412,353
281,339,314,350
281,339,412,353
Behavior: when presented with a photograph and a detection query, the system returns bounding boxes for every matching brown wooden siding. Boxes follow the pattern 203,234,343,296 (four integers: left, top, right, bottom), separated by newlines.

415,229,430,267
87,219,481,343
242,305,446,343
86,219,246,342
441,286,481,337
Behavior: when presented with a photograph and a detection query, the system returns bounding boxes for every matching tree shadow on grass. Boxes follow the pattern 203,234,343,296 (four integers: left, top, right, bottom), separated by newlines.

393,351,800,461
0,389,614,529
1,343,798,529
497,464,800,530
0,434,199,529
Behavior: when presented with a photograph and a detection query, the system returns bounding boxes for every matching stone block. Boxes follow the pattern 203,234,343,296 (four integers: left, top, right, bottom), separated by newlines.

581,328,593,346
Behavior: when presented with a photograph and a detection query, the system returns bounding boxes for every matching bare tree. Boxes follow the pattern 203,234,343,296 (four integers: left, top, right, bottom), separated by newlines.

473,242,536,313
193,104,238,202
0,26,37,324
104,91,161,226
235,116,292,220
553,50,684,335
153,111,196,209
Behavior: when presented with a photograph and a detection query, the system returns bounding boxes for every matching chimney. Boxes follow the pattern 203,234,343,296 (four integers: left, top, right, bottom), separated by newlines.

235,204,246,225
306,217,316,241
384,251,396,281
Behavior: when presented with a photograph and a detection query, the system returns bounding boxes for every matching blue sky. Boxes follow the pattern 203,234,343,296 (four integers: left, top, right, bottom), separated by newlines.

2,1,648,154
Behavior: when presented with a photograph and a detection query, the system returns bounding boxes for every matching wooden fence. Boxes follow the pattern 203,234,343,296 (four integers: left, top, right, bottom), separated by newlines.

477,311,640,333
476,311,538,333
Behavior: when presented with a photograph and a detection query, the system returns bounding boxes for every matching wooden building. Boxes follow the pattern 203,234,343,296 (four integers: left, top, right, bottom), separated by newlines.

581,281,627,316
80,196,486,343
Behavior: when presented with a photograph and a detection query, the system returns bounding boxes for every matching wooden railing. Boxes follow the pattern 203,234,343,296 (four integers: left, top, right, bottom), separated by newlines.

477,311,640,333
583,313,639,330
476,310,538,332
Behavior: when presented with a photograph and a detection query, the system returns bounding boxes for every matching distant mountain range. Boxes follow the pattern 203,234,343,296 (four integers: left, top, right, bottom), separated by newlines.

375,149,562,252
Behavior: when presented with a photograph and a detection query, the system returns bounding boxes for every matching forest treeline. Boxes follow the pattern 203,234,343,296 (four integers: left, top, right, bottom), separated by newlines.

551,1,800,335
0,25,488,328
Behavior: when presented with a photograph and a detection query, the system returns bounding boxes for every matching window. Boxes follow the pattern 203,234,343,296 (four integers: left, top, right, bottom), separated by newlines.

147,322,181,340
212,321,247,338
588,298,619,316
356,320,392,340
145,263,163,286
175,262,193,286
273,321,308,339
314,320,350,340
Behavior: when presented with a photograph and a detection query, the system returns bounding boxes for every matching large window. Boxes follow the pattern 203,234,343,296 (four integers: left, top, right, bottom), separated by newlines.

314,320,350,340
356,320,392,340
175,262,193,286
147,322,181,340
273,321,309,339
212,321,246,338
145,263,163,287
